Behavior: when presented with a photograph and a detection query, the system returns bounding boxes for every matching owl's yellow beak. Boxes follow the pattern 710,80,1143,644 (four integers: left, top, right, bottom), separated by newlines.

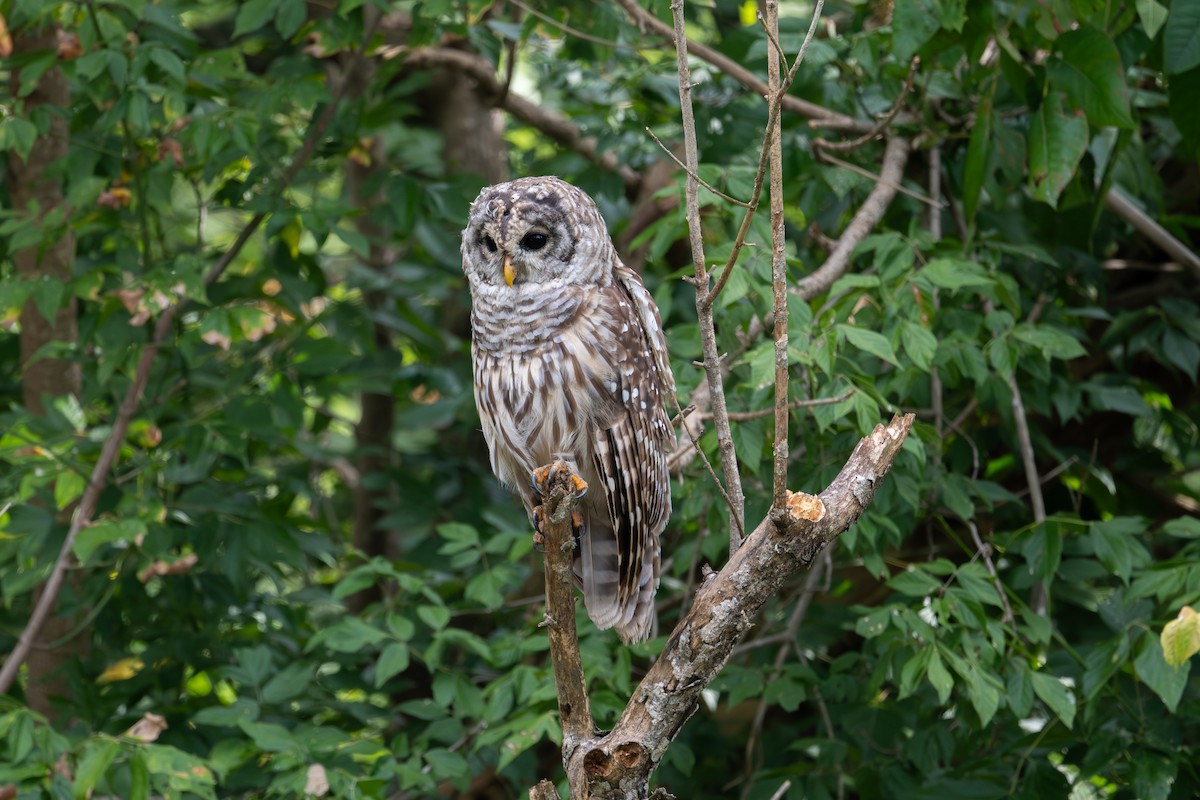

503,255,517,287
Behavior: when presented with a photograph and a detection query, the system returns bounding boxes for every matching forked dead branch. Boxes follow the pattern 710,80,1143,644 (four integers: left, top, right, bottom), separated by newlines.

532,413,914,799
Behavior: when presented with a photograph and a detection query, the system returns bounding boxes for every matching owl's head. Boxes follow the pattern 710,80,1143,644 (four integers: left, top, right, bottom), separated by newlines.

461,176,614,292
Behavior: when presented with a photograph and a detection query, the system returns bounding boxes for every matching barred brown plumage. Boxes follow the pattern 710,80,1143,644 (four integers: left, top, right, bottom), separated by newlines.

461,176,676,643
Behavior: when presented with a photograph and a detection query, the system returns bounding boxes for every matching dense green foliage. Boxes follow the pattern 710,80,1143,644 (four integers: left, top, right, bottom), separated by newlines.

1,0,1199,797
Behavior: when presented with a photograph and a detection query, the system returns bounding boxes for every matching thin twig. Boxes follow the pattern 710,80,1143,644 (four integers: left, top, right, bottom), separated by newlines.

757,11,790,75
646,126,752,207
669,391,746,543
966,520,1015,624
814,148,941,207
513,0,631,49
616,0,876,132
722,388,856,421
813,685,845,800
766,0,790,519
768,780,793,800
0,42,360,697
998,295,1048,616
927,144,944,442
671,0,746,550
1013,456,1079,498
703,0,822,309
816,57,920,152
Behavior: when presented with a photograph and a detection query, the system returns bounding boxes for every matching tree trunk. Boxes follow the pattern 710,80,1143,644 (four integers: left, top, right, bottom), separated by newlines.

8,22,86,720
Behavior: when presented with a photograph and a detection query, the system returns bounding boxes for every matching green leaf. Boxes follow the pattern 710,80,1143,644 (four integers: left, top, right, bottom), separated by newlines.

305,617,389,653
375,642,411,687
1087,384,1150,415
55,471,86,510
1091,516,1150,583
917,258,993,290
233,0,277,37
237,720,300,753
1028,93,1089,207
0,117,38,161
495,712,557,771
744,339,775,389
1165,0,1200,74
1137,0,1169,40
1162,327,1200,378
900,648,931,697
149,47,186,85
892,0,941,61
1047,25,1135,128
1160,606,1200,667
888,567,942,596
235,646,272,686
261,661,313,704
1030,671,1076,728
927,649,953,704
1006,665,1034,717
900,321,938,371
274,0,307,38
417,604,451,631
1135,633,1191,712
1133,753,1179,800
964,666,1001,726
74,739,121,800
1163,517,1200,538
1013,323,1087,360
1168,66,1200,143
74,519,146,564
963,84,995,223
32,277,66,325
838,324,900,367
128,750,150,800
192,699,259,727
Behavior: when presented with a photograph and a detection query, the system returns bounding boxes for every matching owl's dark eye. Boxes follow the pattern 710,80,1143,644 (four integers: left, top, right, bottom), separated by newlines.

521,232,548,251
482,235,498,253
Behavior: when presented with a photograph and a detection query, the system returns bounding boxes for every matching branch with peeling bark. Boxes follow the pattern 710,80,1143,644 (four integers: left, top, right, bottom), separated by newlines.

534,414,914,799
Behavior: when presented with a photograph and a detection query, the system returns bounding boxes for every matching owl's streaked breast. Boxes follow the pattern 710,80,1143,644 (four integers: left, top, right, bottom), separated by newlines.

471,288,615,490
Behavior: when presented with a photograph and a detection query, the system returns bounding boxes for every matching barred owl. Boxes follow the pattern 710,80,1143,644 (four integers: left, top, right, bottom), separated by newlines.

462,176,675,644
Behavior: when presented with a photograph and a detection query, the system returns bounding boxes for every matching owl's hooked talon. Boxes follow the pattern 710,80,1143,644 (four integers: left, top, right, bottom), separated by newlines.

531,461,589,502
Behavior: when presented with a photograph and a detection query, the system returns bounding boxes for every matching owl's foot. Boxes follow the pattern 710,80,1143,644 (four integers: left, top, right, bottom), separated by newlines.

530,461,589,502
530,461,587,552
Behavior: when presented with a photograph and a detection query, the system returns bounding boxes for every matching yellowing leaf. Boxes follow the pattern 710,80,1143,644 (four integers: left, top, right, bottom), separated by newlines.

1161,605,1200,667
739,1,758,25
97,657,144,684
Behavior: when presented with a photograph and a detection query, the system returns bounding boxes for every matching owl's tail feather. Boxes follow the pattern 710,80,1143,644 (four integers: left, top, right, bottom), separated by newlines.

577,517,659,644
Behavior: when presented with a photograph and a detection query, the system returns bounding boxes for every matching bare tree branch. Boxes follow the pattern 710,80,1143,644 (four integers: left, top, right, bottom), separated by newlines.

550,414,914,799
615,0,877,133
1104,185,1200,281
670,0,746,549
403,46,641,193
794,136,911,300
538,474,595,757
765,0,790,517
815,56,920,152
